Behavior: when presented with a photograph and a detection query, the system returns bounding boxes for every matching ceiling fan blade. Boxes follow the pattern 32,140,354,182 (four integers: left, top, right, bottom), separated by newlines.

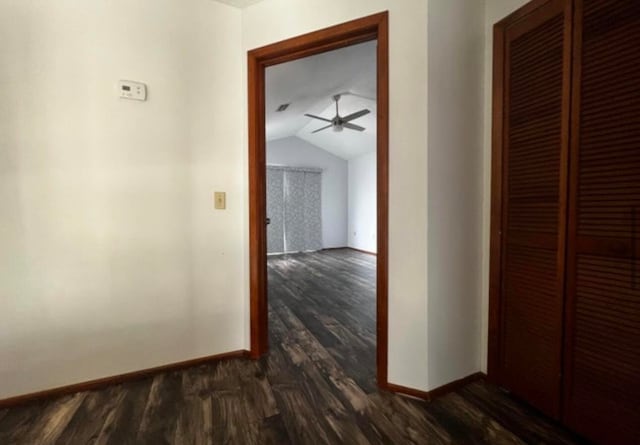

342,109,370,122
312,124,333,134
304,113,332,123
343,122,366,132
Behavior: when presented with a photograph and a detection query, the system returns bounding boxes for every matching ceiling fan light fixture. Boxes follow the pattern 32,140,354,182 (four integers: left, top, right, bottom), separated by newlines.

333,125,343,132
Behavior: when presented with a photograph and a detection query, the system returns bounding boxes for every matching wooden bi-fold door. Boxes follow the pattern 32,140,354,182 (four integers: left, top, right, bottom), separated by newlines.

491,0,640,443
490,0,573,420
562,1,640,443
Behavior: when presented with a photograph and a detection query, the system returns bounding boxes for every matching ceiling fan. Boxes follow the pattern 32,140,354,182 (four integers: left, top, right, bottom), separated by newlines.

305,94,370,134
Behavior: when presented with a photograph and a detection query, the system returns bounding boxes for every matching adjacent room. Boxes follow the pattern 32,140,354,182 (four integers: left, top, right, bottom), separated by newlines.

0,0,637,444
265,41,379,394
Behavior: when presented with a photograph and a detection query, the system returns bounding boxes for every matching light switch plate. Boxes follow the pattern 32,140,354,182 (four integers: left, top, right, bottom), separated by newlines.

214,192,226,209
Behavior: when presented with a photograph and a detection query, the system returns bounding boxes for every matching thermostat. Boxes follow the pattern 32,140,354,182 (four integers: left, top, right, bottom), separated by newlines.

118,80,147,101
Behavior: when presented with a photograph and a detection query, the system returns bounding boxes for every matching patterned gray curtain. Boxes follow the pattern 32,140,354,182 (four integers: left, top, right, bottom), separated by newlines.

283,170,306,252
267,166,323,253
266,167,285,254
301,171,322,251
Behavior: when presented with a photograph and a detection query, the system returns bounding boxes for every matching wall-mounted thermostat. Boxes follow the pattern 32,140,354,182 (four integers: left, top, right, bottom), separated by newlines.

118,80,147,101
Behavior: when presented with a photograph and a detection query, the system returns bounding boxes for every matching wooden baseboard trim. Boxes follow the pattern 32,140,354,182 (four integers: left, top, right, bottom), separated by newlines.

0,349,249,409
386,372,486,401
427,372,486,400
385,383,431,400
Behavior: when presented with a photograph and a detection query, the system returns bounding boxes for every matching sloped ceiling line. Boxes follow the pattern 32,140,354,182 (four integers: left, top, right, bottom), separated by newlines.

266,41,377,160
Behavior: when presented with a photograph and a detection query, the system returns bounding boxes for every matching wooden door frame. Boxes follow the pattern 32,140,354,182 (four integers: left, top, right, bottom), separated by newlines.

247,12,390,387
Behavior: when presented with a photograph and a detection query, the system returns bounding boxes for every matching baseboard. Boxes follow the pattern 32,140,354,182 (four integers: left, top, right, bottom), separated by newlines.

347,247,377,256
385,382,431,400
427,372,486,400
322,247,377,256
0,349,249,409
386,372,486,401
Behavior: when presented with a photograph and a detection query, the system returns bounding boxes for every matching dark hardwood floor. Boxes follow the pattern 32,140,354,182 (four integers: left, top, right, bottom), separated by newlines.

0,249,586,444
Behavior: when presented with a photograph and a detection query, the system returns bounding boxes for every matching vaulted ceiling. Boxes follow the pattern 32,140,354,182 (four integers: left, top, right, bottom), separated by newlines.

265,41,377,160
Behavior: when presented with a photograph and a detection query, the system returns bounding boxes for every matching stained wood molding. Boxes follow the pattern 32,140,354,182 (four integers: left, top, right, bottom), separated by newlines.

247,12,389,389
384,383,431,400
386,372,487,401
0,350,249,409
427,372,487,400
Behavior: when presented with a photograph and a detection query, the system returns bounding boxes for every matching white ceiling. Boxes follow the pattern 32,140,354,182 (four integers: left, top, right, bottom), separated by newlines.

213,0,264,8
265,41,377,160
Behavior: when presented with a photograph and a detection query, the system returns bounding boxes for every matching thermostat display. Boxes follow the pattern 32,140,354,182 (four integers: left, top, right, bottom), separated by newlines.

118,80,146,101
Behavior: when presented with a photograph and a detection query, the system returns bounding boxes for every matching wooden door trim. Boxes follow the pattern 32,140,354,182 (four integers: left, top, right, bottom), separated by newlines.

487,13,506,385
247,12,390,389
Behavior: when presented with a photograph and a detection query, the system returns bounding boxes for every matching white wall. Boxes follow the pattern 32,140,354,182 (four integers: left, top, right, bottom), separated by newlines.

348,152,377,253
267,136,348,248
243,0,430,390
427,0,485,389
0,0,516,399
479,0,531,374
0,0,244,399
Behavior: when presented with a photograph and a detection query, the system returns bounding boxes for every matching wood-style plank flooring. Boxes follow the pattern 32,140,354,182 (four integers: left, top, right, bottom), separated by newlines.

0,249,586,444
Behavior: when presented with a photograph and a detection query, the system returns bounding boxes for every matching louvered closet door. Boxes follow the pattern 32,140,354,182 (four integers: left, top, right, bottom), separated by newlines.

564,1,640,443
497,0,572,418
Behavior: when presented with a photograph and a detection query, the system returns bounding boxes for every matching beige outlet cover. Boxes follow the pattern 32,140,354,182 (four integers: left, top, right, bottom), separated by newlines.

214,192,226,209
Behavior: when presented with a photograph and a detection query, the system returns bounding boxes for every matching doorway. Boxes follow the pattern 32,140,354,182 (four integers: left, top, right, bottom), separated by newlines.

247,12,389,388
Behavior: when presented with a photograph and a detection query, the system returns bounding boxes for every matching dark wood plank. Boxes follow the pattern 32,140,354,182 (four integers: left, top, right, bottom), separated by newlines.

268,385,341,444
0,400,51,444
255,414,292,445
173,366,215,445
428,393,524,445
135,372,184,443
459,381,587,445
93,378,153,445
19,393,85,444
267,250,378,398
55,386,123,444
366,391,451,445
